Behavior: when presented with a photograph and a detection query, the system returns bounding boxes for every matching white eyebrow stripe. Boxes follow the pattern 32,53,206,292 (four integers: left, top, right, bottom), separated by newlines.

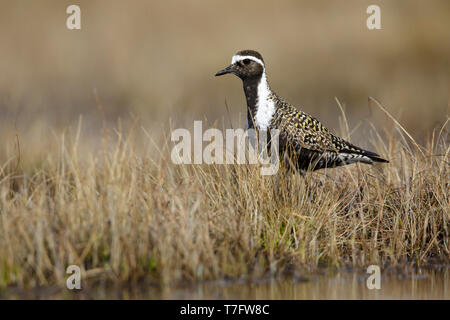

231,55,265,68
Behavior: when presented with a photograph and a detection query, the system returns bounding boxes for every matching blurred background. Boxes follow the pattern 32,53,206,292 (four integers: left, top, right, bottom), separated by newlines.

0,0,449,163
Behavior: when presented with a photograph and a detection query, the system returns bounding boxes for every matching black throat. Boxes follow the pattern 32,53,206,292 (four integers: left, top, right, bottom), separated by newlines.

242,75,263,129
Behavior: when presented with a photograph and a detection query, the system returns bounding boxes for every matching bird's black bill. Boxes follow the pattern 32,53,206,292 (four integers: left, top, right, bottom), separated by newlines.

215,65,233,76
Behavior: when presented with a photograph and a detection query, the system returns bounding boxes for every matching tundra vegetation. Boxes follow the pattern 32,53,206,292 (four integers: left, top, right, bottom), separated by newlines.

0,110,448,289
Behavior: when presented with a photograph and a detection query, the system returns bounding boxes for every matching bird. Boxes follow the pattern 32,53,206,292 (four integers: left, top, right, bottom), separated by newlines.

215,49,388,172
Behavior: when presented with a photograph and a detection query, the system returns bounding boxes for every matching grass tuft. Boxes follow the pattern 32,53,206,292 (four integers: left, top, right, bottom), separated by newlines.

0,115,448,289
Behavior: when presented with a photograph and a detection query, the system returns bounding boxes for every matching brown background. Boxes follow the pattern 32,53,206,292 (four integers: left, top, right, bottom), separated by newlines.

0,0,449,161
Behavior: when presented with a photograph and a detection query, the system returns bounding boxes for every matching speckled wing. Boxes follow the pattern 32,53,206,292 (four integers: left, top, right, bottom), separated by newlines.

274,105,340,153
271,104,388,170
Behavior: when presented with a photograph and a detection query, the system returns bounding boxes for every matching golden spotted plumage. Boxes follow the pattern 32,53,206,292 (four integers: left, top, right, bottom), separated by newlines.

215,49,388,171
265,93,388,171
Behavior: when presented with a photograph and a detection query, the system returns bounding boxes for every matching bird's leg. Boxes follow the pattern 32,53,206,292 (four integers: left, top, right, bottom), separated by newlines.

299,169,306,178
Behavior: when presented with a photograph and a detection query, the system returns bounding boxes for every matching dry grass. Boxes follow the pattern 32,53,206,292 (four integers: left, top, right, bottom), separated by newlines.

0,110,448,290
0,0,449,292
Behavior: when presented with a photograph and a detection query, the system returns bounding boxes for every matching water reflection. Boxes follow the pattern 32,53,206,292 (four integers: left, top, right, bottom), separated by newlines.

158,267,449,300
2,266,449,299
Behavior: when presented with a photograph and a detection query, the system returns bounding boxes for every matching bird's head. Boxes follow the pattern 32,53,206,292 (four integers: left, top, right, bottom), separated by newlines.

215,50,265,80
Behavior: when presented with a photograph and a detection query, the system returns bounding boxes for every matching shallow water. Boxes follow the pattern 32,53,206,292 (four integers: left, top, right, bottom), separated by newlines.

149,266,450,300
3,265,449,299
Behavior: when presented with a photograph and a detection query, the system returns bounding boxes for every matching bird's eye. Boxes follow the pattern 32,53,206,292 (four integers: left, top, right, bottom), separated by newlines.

243,59,251,65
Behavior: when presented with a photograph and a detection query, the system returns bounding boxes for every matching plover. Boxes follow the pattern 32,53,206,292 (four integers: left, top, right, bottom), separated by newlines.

215,49,388,171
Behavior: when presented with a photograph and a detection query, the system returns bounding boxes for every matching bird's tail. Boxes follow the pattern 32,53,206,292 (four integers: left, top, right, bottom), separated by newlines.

339,144,389,165
368,154,389,163
358,149,389,163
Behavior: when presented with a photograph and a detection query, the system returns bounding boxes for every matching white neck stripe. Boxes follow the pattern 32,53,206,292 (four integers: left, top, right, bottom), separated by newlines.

254,71,275,130
231,55,265,68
